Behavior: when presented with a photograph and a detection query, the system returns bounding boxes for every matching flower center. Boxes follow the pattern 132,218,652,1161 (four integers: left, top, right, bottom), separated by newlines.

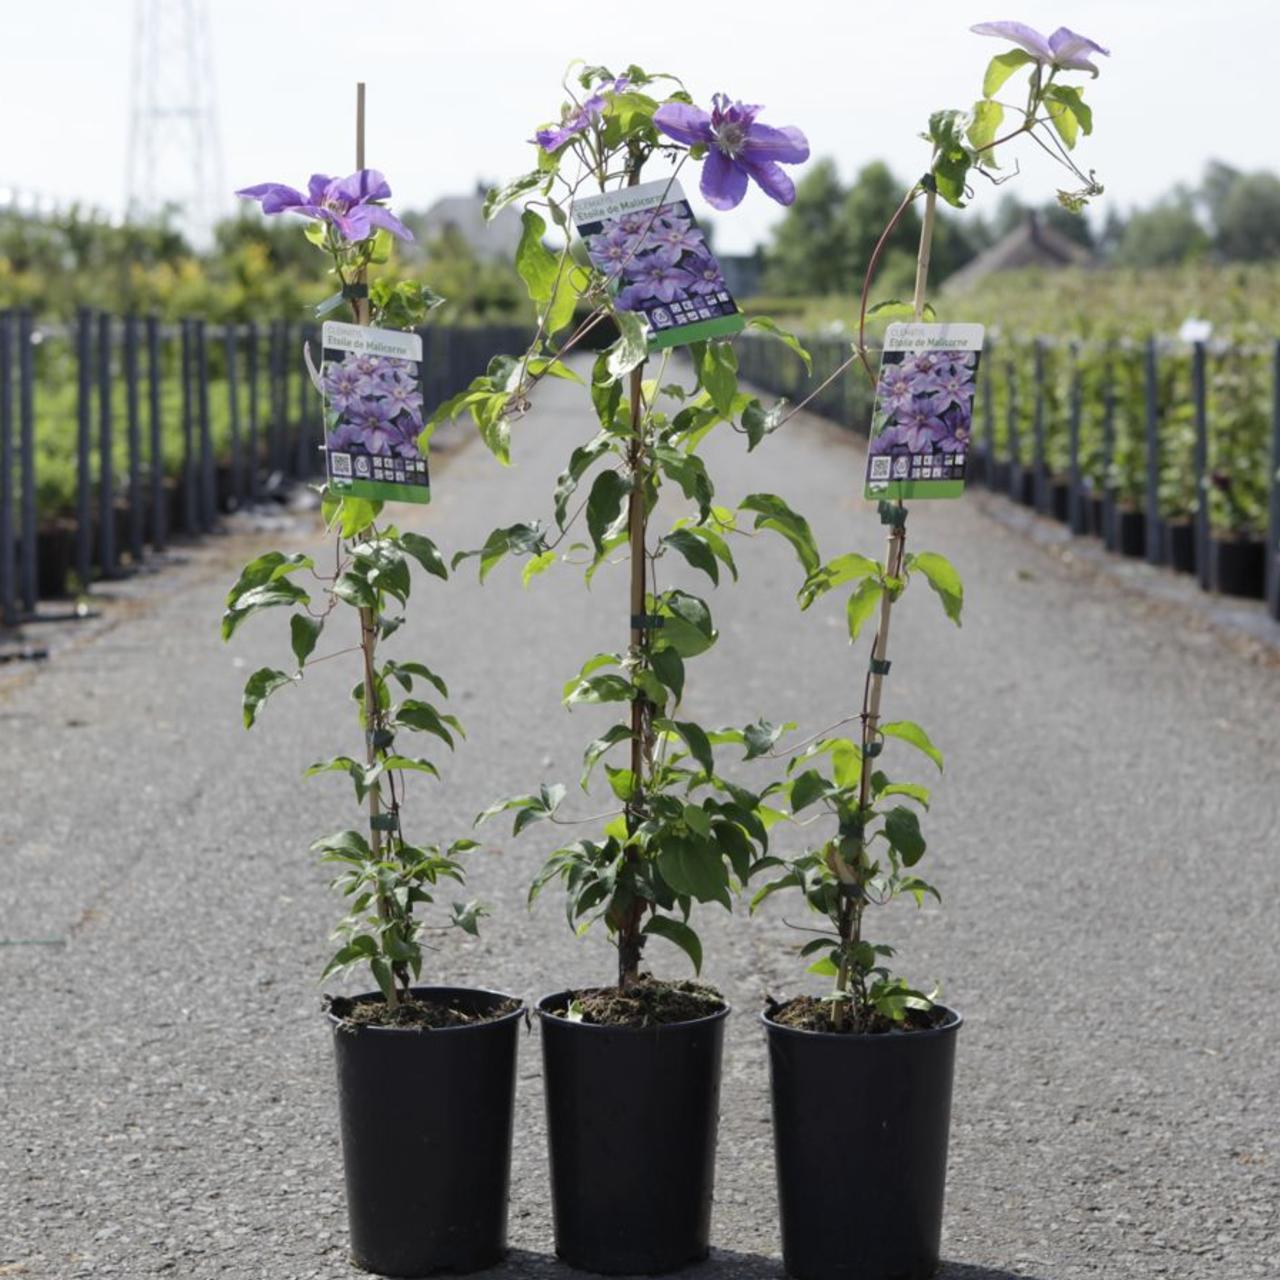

715,121,746,157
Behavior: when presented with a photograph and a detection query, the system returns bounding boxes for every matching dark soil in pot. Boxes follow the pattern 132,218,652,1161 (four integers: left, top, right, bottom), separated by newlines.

763,1000,962,1280
328,985,523,1278
1211,536,1266,598
538,978,729,1274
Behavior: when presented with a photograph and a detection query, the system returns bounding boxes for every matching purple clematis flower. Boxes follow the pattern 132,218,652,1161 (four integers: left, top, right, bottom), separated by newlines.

349,398,403,455
235,170,413,243
686,254,728,295
535,76,631,152
878,363,917,411
618,256,696,305
653,93,809,210
646,220,707,259
932,362,977,414
869,424,906,456
896,404,947,452
381,377,425,420
971,21,1110,74
587,226,643,273
323,359,374,413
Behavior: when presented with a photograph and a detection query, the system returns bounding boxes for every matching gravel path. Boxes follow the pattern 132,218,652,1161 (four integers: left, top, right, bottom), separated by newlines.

1,361,1277,1279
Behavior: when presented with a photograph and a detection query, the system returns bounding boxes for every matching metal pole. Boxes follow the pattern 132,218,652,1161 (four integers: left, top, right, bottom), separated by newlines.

197,320,215,529
1067,345,1086,535
0,313,14,625
1144,338,1164,566
181,319,197,536
1193,341,1211,591
226,324,243,507
76,307,94,590
1267,340,1280,620
18,311,36,612
1033,339,1047,512
125,314,144,564
246,321,259,502
98,312,117,579
147,315,165,551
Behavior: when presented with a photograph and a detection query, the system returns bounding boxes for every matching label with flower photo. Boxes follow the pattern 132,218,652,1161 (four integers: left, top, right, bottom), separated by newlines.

321,321,430,505
573,178,745,350
864,322,986,500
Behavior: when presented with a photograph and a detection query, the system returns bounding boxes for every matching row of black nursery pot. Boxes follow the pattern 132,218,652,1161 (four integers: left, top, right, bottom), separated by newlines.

978,449,1269,599
327,983,961,1280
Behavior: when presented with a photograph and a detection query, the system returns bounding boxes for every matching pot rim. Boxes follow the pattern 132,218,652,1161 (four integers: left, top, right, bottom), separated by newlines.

759,1001,962,1043
325,984,524,1035
536,987,731,1033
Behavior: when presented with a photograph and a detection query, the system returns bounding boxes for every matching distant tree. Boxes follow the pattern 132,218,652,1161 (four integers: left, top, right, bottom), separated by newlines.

1213,172,1280,261
761,158,847,295
1114,200,1209,267
837,161,921,286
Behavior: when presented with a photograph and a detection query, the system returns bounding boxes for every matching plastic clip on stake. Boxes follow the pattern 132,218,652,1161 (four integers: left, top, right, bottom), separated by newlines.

869,658,892,676
630,615,665,630
878,500,908,528
341,282,370,300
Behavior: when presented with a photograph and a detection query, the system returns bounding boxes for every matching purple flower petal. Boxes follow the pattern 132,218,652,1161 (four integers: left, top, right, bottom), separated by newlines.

236,182,307,214
970,20,1054,61
365,205,415,243
1048,26,1110,70
742,121,810,165
742,157,796,206
307,174,332,203
653,102,715,148
700,146,749,210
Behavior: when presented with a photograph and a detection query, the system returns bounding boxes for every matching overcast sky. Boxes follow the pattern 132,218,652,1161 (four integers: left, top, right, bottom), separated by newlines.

1,0,1274,253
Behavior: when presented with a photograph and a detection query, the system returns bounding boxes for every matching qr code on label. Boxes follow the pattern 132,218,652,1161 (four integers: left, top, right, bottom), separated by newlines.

870,457,891,480
331,452,352,477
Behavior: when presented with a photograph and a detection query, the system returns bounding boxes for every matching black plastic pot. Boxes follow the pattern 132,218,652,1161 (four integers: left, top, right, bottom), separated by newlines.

1087,494,1106,537
328,986,523,1278
1164,521,1196,574
1049,479,1070,523
1014,467,1036,507
1114,508,1146,559
538,990,729,1274
1211,537,1266,598
36,522,74,597
763,1005,962,1280
990,460,1011,492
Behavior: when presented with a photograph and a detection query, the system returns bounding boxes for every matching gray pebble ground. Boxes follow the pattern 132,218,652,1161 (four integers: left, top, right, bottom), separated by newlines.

1,360,1277,1279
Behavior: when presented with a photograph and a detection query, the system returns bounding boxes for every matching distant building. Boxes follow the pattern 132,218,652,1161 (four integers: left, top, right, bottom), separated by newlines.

943,211,1095,292
412,183,524,262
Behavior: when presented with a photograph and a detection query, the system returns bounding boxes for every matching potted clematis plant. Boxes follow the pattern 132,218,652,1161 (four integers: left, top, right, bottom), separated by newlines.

437,64,814,1274
749,21,1111,1280
227,158,523,1278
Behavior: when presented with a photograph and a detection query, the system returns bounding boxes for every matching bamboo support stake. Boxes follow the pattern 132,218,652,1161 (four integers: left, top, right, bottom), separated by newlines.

832,183,937,1030
348,80,395,1006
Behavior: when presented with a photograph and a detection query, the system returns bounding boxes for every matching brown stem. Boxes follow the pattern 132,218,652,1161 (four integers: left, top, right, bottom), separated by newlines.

619,360,648,991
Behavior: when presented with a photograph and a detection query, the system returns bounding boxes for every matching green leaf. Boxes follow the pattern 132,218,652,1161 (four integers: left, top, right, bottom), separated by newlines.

656,590,716,658
454,523,547,582
789,769,831,813
742,718,785,760
333,571,377,610
878,781,930,807
653,448,713,520
1045,84,1092,138
745,317,812,374
565,673,633,705
656,836,729,906
740,398,787,452
581,724,632,789
800,553,879,610
221,578,310,641
739,492,819,575
967,98,1005,159
585,469,631,555
665,719,714,777
884,806,927,866
880,721,944,772
554,432,613,529
983,48,1033,98
866,300,938,323
643,915,703,975
484,169,545,221
516,208,560,305
384,660,449,699
1044,94,1079,149
606,311,648,381
697,340,738,415
662,528,720,585
399,532,448,580
846,578,884,643
650,647,685,702
908,551,963,625
396,700,456,749
522,550,557,587
605,764,636,803
290,614,322,668
242,667,292,729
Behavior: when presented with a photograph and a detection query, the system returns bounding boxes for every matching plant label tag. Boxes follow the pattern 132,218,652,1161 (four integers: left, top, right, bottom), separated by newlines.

864,323,985,500
572,178,746,351
321,321,430,506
